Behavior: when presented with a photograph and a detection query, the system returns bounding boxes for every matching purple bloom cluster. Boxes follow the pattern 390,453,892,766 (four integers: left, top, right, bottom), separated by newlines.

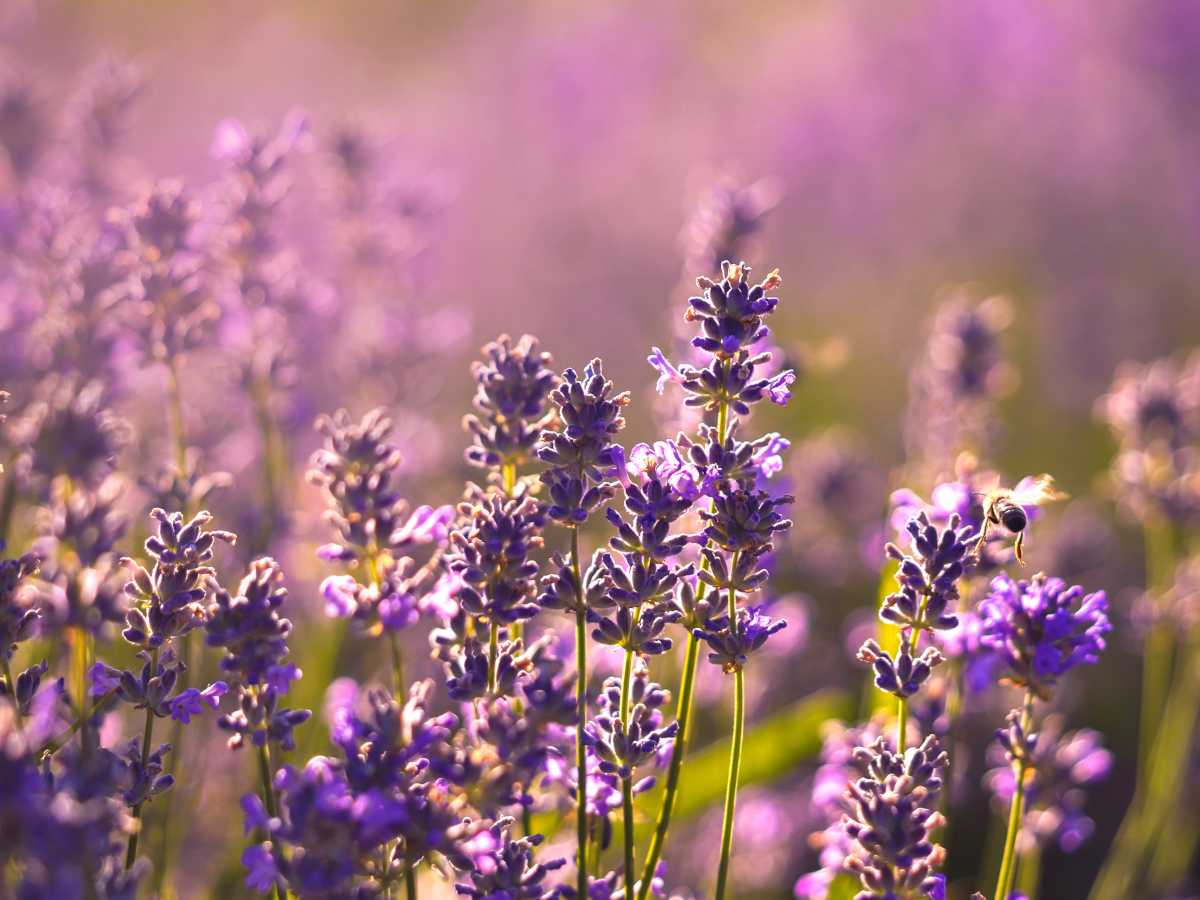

1098,352,1200,524
464,333,559,473
985,715,1113,853
841,735,949,900
206,557,311,751
310,408,454,633
537,359,628,525
904,293,1013,474
978,573,1111,697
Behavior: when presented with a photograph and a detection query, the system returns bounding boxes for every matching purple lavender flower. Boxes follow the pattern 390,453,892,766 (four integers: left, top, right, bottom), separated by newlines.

585,658,677,784
985,715,1113,853
681,177,779,277
694,606,787,674
537,358,628,525
454,819,566,899
1097,352,1200,524
10,374,129,496
881,512,975,633
464,333,558,472
687,261,781,357
841,735,949,900
904,293,1013,473
120,508,235,650
678,424,791,494
447,491,545,626
207,557,311,751
167,682,228,723
978,572,1111,697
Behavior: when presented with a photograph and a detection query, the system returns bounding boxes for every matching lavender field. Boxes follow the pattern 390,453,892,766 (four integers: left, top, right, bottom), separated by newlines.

3,2,1200,898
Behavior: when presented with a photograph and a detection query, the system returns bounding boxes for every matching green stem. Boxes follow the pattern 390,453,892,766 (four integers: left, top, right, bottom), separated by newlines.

1017,841,1042,899
571,526,588,898
165,357,188,476
896,693,908,755
713,667,745,900
255,740,287,900
249,369,285,551
488,619,499,695
502,462,516,495
1138,518,1176,782
620,648,636,898
38,692,118,756
637,632,700,900
405,863,417,900
388,631,407,700
0,453,19,545
994,691,1036,900
640,386,734,900
125,649,161,870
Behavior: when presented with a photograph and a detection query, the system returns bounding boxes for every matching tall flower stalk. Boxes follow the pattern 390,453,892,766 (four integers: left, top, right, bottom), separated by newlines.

536,358,627,893
978,572,1111,899
639,259,796,897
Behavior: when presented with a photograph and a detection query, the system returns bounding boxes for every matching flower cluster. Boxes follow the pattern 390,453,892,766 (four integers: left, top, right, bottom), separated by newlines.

985,715,1112,853
841,735,949,900
978,573,1111,698
310,408,454,633
242,682,478,895
1097,352,1200,524
464,333,559,473
206,557,311,751
537,359,628,525
0,543,42,716
585,659,677,787
904,292,1013,473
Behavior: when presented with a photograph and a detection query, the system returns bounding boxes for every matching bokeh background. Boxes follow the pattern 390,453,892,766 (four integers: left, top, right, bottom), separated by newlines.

6,1,1200,897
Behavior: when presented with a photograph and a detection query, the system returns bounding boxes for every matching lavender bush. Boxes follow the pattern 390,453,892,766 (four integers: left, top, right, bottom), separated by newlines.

3,4,1200,898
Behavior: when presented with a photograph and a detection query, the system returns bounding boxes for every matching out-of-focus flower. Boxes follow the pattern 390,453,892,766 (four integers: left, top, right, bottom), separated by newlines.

985,715,1112,853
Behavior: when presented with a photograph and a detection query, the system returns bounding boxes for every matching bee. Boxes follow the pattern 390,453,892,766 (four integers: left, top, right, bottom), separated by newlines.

976,474,1067,565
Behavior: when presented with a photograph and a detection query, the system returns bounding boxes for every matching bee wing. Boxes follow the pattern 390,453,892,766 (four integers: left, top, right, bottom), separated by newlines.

1012,474,1069,506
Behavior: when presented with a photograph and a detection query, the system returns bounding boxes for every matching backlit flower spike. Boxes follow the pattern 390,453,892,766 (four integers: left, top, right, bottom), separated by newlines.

687,261,781,357
880,511,975,633
694,606,787,674
537,358,629,525
206,558,312,752
842,735,949,900
454,819,566,899
984,714,1113,853
447,491,545,626
978,572,1111,698
464,333,559,473
121,508,236,650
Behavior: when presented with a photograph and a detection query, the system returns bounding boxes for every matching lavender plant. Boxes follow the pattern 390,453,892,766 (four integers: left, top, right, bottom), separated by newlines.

0,40,1158,898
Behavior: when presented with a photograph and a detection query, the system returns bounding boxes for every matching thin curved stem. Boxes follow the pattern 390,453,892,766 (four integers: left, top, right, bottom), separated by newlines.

713,667,745,900
488,619,499,695
388,631,406,700
1138,518,1176,781
165,357,188,477
255,740,287,900
995,691,1036,900
620,649,636,898
637,632,699,900
571,526,588,898
125,648,161,870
